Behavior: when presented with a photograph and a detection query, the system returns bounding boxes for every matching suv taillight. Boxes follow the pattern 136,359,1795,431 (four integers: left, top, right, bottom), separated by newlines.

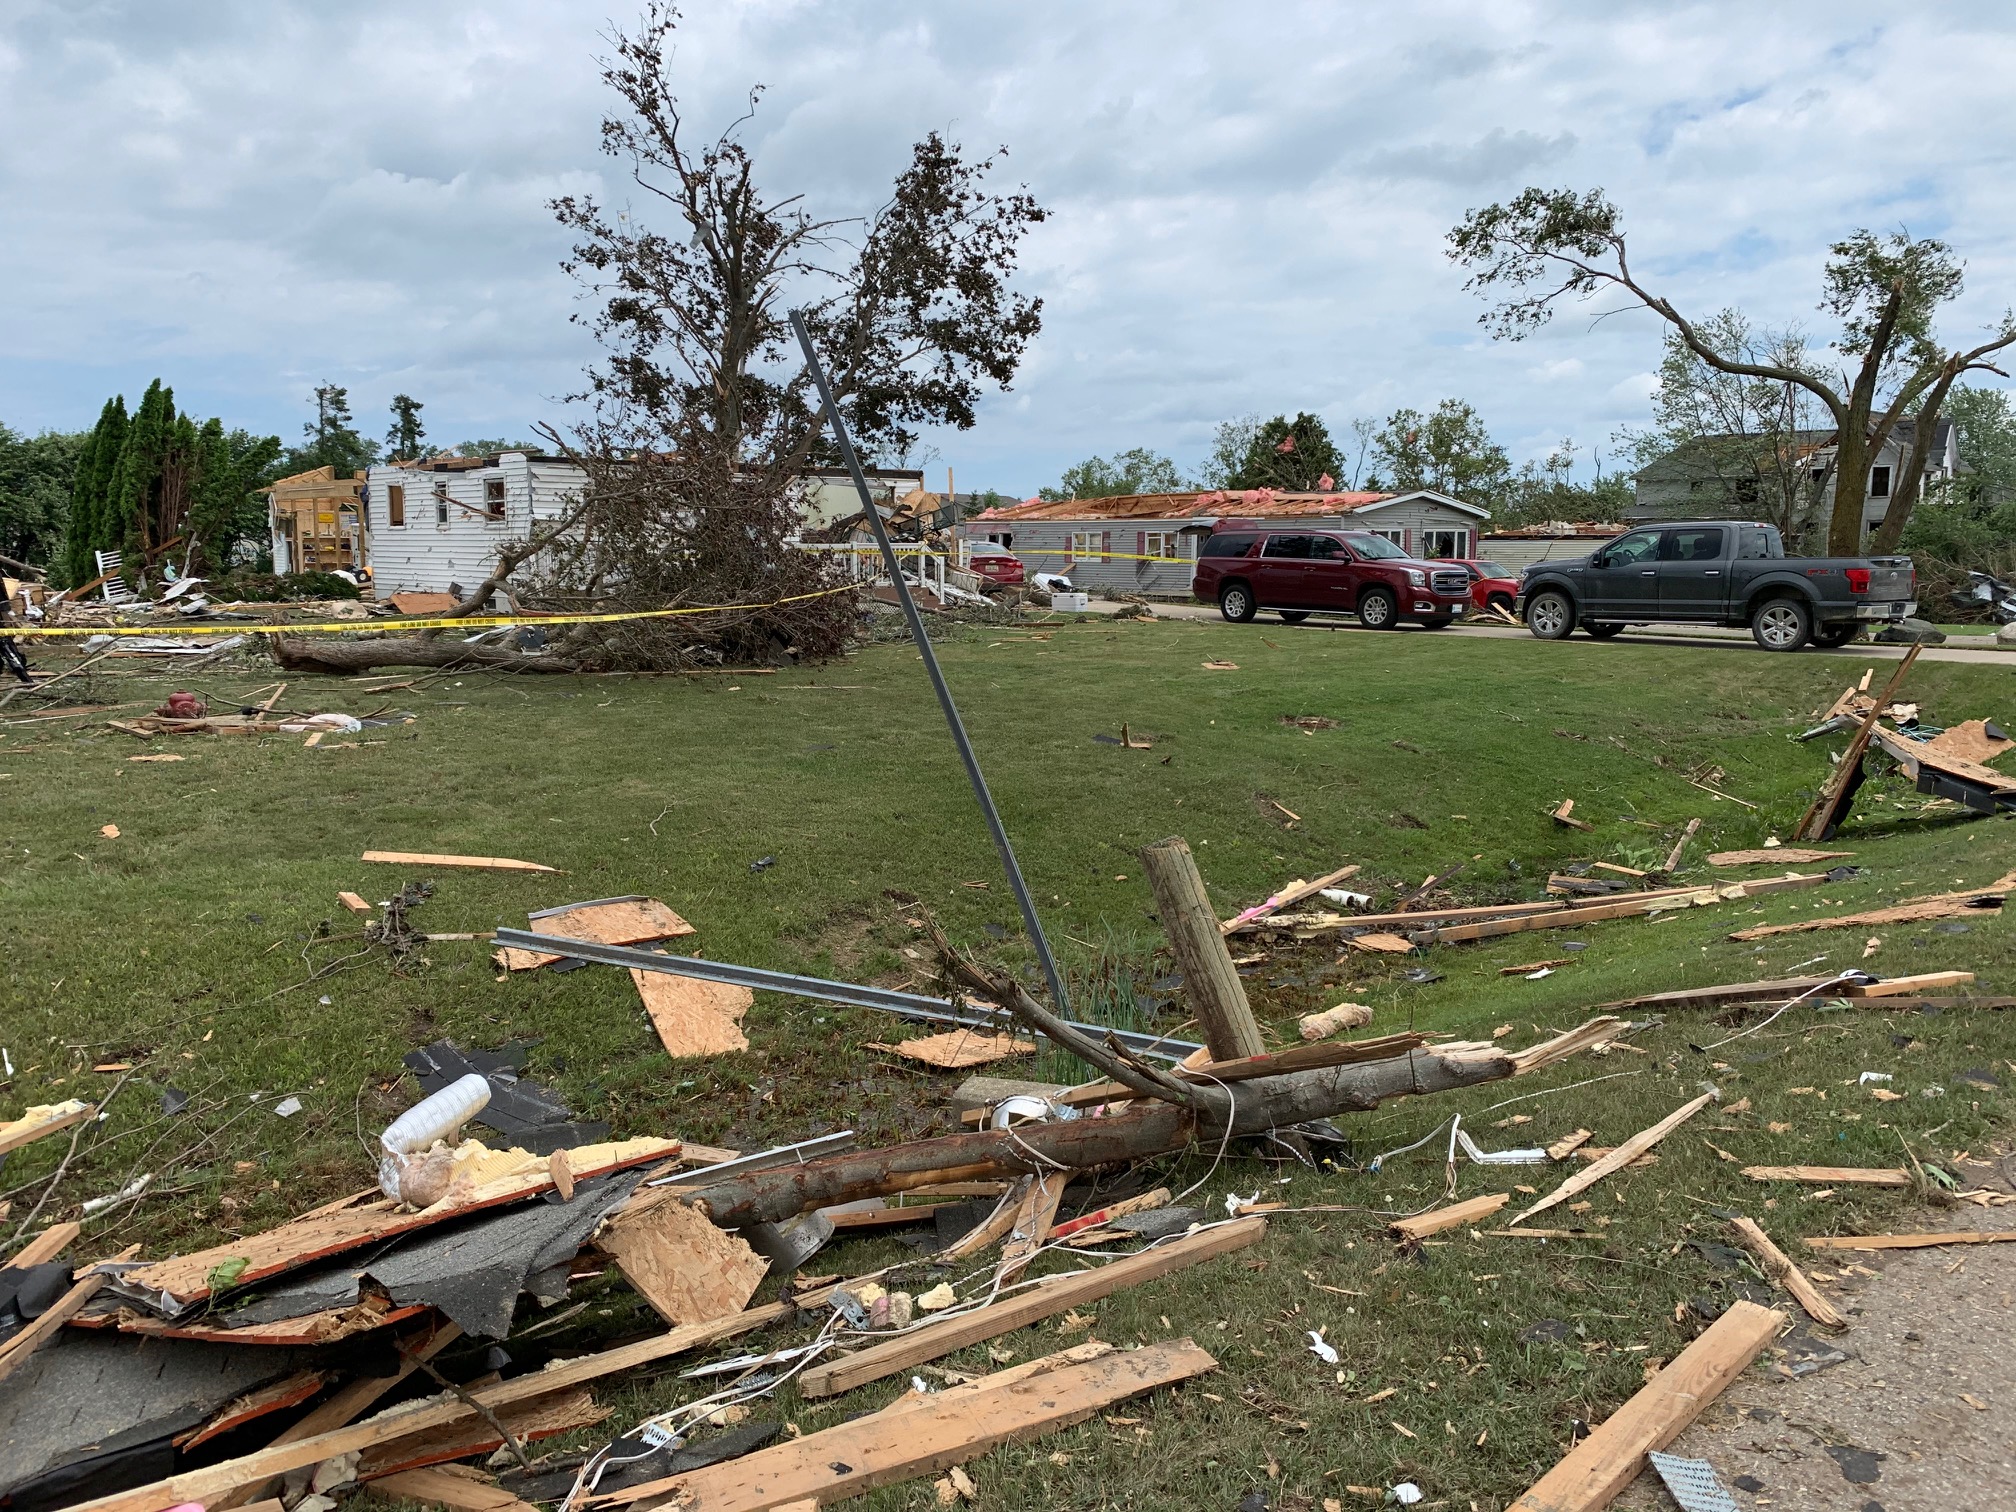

1845,568,1870,594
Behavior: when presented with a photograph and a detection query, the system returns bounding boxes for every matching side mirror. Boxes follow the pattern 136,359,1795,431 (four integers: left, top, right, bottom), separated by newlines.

1589,551,1607,569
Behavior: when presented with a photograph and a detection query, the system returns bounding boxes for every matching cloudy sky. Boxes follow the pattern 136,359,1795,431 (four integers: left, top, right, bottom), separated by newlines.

3,1,2013,495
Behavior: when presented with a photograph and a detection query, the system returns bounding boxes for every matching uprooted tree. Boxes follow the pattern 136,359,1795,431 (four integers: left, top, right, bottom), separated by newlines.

1447,188,2016,555
281,3,1045,676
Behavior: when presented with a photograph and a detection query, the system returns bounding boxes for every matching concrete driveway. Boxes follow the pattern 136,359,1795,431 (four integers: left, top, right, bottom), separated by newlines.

1096,598,2016,666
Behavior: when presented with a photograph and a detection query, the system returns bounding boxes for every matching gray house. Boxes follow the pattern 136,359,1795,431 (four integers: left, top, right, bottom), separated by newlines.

1629,420,1959,539
955,487,1489,597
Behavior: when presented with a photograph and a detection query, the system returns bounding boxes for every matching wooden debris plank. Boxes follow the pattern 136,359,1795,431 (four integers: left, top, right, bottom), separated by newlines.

1509,1301,1782,1512
1049,1187,1172,1241
494,897,697,970
1708,848,1852,867
6,1220,81,1268
1255,886,1716,933
1728,880,2012,940
0,1245,139,1384
1844,970,1975,997
364,1467,538,1512
62,1299,803,1512
591,1338,1219,1509
599,1195,769,1326
940,1177,1034,1261
1219,862,1361,932
358,1386,610,1478
1729,1217,1846,1330
1511,1093,1715,1225
798,1216,1266,1398
1436,874,1828,943
635,969,752,1057
361,850,558,872
337,891,373,914
212,1320,463,1510
1920,717,2015,768
1875,727,2016,793
1390,1192,1509,1241
1551,799,1594,832
867,1029,1037,1068
1743,1165,1911,1186
98,1301,431,1346
1345,931,1416,954
1595,976,1838,1011
1794,644,1920,842
1501,958,1576,975
1805,1231,2016,1252
123,1137,680,1305
0,1099,94,1157
1660,818,1702,874
873,1341,1118,1419
996,1173,1072,1283
175,1371,327,1450
1545,1130,1593,1161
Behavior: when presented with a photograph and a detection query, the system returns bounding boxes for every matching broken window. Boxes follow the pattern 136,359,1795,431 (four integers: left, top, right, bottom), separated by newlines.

1421,529,1468,559
1142,531,1181,559
386,484,406,528
485,477,507,519
1870,464,1891,498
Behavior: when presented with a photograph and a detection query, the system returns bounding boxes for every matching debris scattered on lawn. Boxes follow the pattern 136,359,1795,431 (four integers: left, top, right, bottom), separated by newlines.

1299,1003,1373,1040
361,850,558,873
1551,799,1594,832
869,1030,1037,1068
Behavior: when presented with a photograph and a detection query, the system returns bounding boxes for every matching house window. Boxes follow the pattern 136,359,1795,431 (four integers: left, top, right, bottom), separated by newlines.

1367,529,1404,547
386,484,406,527
434,481,449,525
985,532,1013,549
1069,530,1108,561
1870,465,1891,498
485,477,507,520
1421,529,1468,559
1142,531,1181,560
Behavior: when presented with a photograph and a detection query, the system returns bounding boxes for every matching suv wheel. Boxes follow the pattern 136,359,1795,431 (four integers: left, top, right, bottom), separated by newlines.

1218,581,1257,623
1751,596,1812,652
1356,587,1398,629
1526,589,1576,640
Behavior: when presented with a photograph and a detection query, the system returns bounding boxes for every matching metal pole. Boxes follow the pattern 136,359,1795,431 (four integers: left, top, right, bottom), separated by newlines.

788,311,1071,1016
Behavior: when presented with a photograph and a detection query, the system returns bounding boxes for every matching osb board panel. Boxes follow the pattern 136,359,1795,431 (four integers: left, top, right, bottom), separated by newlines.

496,898,697,971
635,970,751,1057
85,1302,430,1346
125,1138,679,1305
1921,718,2013,769
600,1198,768,1327
866,1030,1036,1069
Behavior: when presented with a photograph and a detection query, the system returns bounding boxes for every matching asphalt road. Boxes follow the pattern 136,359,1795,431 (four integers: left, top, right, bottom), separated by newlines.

1097,599,2016,666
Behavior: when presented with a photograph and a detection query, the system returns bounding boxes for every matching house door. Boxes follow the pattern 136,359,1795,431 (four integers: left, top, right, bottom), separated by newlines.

1582,528,1663,617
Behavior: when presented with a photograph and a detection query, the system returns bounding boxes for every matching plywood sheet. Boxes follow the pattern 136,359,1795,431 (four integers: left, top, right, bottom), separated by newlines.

496,898,696,971
635,970,751,1057
867,1029,1036,1068
1921,718,2013,768
600,1197,769,1327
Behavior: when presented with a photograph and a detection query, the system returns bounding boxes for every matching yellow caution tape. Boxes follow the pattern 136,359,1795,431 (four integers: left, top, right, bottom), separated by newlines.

18,584,860,639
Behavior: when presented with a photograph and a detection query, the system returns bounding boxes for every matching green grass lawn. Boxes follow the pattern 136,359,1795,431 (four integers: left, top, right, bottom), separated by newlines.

4,618,2014,1509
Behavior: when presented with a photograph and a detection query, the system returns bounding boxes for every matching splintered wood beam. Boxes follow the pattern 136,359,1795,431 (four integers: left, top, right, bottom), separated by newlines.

1805,1231,2016,1252
1390,1192,1508,1241
361,850,558,872
1729,1217,1846,1330
1140,836,1265,1061
796,1217,1266,1399
1510,1301,1782,1512
1743,1166,1910,1186
1511,1093,1715,1225
1794,644,1920,842
5,1220,82,1268
0,1101,94,1157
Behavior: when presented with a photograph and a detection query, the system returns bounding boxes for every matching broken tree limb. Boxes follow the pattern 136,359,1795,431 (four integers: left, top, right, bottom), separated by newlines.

683,1042,1527,1229
271,636,585,675
1139,836,1266,1061
1509,1300,1783,1512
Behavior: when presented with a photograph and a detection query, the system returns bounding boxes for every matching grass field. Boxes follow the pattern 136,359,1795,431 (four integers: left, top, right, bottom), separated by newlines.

4,616,2014,1509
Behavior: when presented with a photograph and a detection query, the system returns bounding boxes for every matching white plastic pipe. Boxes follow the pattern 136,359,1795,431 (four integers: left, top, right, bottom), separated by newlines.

380,1072,490,1155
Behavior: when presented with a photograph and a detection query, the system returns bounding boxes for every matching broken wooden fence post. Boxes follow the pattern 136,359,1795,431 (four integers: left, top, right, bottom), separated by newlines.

1139,835,1266,1062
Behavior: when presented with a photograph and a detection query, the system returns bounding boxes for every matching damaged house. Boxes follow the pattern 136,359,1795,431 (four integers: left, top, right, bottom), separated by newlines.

954,488,1488,596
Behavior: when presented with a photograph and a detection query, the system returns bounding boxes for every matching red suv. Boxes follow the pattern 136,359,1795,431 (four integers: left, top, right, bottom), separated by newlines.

1192,524,1473,628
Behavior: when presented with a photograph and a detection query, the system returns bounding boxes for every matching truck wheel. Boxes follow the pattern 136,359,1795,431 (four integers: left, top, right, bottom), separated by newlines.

1751,596,1812,652
1278,610,1310,624
1583,622,1625,639
1526,589,1576,640
1356,588,1399,629
1812,623,1862,648
1487,593,1515,615
1218,581,1257,623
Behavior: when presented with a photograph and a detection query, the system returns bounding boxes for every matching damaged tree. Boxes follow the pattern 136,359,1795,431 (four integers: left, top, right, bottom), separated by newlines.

290,3,1046,675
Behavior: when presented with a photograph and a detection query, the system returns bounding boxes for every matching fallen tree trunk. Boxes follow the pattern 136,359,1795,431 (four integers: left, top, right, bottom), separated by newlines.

682,1045,1516,1228
269,635,582,675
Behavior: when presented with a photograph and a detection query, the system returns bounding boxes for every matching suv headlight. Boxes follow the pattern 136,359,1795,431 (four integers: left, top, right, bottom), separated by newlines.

1405,568,1427,586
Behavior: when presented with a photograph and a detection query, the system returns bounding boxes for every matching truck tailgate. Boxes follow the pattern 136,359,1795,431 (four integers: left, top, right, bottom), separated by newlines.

1869,562,1914,600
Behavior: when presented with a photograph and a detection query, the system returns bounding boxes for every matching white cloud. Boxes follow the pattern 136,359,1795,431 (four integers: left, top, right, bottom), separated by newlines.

0,0,2011,492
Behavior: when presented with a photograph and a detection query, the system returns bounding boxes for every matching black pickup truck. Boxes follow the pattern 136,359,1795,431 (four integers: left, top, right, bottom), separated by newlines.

1513,521,1917,651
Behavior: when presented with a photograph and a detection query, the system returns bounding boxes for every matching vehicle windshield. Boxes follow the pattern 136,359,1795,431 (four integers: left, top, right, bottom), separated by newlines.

1475,561,1511,578
1345,534,1408,560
